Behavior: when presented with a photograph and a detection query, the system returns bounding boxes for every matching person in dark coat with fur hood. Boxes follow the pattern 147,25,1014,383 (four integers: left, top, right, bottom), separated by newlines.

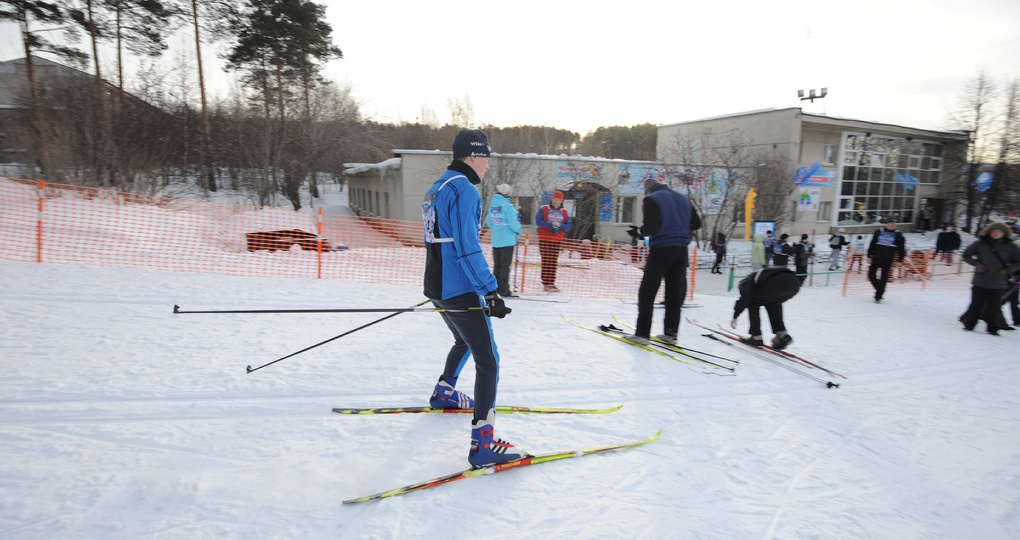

959,222,1020,335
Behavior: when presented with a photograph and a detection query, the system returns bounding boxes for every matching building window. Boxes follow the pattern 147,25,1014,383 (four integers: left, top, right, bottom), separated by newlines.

617,196,635,223
836,133,944,226
517,196,534,226
823,144,837,165
817,201,832,221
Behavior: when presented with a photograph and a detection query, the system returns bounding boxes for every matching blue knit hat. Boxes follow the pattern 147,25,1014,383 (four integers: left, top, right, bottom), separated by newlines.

452,129,491,158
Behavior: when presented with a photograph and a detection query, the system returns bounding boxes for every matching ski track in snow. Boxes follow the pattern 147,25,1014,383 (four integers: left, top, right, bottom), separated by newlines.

1,261,1019,539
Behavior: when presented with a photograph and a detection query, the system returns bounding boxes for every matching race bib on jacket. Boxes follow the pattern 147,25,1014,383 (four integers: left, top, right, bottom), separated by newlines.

490,207,508,226
876,230,897,247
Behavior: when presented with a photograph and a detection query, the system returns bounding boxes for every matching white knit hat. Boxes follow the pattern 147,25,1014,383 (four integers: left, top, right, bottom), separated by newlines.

496,184,512,196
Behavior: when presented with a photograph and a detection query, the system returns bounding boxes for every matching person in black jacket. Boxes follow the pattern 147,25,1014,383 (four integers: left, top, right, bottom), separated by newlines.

772,234,793,267
711,230,727,274
730,267,801,349
1005,235,1020,327
627,180,701,344
935,226,962,265
959,222,1020,335
867,218,906,303
794,234,813,283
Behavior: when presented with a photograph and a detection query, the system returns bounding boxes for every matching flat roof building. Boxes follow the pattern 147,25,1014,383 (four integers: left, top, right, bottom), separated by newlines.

657,108,970,237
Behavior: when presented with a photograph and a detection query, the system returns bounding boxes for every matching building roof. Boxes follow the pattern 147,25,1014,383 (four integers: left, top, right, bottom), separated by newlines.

0,55,91,77
391,148,658,164
659,107,969,141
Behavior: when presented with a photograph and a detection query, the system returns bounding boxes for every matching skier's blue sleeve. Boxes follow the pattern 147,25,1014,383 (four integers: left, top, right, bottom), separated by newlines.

535,207,551,228
448,184,498,294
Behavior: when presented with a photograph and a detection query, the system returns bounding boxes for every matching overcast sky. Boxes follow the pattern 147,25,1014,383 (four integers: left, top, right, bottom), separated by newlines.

3,0,1019,136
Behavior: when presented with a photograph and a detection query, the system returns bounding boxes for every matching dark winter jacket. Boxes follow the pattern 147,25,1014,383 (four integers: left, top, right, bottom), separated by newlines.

639,184,701,249
732,267,802,319
713,232,727,254
935,230,949,252
794,241,812,263
944,231,962,251
772,240,793,266
962,222,1020,289
867,227,906,262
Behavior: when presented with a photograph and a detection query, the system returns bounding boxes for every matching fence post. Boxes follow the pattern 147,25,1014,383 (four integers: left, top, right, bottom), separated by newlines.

36,179,45,263
688,247,698,301
317,206,323,279
520,233,530,294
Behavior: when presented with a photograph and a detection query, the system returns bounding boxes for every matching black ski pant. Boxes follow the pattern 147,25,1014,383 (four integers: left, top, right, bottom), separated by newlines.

636,246,688,338
538,238,562,286
746,271,799,337
432,292,499,421
795,261,808,283
960,286,1010,331
748,303,786,338
868,258,894,300
492,245,515,296
1005,286,1020,326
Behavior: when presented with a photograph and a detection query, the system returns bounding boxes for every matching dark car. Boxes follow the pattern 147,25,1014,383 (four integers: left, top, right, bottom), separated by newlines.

245,229,332,252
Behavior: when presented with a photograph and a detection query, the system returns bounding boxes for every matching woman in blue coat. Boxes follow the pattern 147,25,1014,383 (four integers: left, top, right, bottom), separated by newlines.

486,183,521,296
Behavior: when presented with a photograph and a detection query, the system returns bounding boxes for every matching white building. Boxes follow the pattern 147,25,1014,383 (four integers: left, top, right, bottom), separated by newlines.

345,150,694,245
345,108,970,245
657,108,970,237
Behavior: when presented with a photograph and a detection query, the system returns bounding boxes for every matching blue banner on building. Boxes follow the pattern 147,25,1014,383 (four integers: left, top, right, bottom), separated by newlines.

894,172,918,190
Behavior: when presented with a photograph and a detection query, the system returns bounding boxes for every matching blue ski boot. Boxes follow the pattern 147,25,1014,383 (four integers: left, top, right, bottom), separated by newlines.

429,376,474,409
469,409,526,468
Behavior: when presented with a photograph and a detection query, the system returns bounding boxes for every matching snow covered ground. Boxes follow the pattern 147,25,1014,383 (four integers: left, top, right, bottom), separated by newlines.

1,254,1019,539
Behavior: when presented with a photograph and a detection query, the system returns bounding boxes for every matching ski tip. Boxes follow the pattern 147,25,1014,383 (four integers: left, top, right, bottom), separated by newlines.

172,304,180,314
245,365,253,373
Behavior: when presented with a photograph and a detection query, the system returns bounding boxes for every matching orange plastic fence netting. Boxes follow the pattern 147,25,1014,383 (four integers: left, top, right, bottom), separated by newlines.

0,177,696,302
839,247,973,295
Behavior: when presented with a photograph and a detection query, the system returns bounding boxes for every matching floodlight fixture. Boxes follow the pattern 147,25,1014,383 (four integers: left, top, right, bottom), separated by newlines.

798,87,828,103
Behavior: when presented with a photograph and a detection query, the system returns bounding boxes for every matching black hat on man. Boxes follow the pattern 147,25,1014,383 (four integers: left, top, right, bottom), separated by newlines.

452,129,491,158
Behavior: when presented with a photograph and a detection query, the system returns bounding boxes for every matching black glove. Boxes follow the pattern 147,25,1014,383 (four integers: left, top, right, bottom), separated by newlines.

484,291,511,318
627,225,643,239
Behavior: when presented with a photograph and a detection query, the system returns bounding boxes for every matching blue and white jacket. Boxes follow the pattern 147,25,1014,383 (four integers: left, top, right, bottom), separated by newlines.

486,193,521,248
422,163,498,299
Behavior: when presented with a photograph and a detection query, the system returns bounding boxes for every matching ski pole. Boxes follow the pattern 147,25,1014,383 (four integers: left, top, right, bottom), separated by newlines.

1002,281,1020,302
173,304,485,315
702,333,838,388
245,300,430,374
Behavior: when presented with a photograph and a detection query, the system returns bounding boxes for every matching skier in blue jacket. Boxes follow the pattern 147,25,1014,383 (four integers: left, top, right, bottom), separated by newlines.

421,129,524,467
486,184,521,297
